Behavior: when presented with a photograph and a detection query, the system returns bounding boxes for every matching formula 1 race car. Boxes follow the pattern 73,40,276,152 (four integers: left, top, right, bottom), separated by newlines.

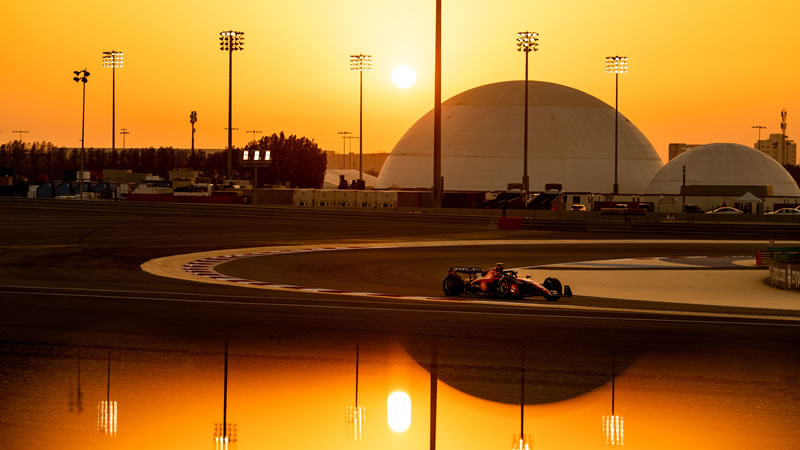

442,263,572,301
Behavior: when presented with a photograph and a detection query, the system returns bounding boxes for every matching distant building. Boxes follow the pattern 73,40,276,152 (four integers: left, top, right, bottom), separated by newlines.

755,133,796,166
325,151,389,176
668,143,701,161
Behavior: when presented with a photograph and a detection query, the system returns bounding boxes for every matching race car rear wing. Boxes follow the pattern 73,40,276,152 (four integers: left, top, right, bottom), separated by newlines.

450,266,484,274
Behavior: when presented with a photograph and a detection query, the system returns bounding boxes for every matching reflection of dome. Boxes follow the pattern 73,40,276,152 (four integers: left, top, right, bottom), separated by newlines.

376,80,663,193
645,143,800,196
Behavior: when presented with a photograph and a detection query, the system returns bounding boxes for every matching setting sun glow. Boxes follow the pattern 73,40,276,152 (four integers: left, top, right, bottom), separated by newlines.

391,65,416,89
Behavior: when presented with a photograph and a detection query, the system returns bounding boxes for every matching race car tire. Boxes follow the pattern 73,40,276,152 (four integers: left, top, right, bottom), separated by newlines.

497,278,511,299
442,275,464,296
543,277,562,302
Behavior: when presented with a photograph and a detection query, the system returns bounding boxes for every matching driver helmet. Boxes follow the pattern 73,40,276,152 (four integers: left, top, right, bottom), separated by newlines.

494,262,504,272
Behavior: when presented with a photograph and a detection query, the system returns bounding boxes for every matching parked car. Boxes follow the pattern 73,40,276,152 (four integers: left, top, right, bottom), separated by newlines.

766,208,800,215
570,204,587,211
705,207,743,214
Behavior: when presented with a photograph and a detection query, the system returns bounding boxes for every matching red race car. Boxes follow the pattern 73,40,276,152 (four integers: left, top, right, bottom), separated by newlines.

442,263,572,301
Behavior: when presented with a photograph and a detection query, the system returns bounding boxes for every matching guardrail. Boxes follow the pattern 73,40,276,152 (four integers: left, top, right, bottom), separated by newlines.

768,261,800,289
756,247,800,266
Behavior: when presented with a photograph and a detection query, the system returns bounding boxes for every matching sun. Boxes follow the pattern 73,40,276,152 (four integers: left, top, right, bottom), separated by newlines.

391,65,416,88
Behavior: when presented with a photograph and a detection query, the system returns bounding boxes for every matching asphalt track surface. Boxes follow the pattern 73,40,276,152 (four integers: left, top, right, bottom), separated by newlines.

2,198,800,423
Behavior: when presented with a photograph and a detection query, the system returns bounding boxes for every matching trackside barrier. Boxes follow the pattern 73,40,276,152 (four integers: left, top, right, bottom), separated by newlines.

769,261,800,289
498,217,523,230
293,189,314,206
313,189,336,207
375,191,398,208
756,247,800,266
355,190,376,208
334,190,357,207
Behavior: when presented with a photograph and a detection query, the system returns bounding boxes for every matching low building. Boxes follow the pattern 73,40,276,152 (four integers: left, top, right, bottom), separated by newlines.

756,133,797,166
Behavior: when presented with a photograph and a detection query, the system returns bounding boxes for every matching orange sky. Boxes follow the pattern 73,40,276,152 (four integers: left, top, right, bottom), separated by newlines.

1,0,798,164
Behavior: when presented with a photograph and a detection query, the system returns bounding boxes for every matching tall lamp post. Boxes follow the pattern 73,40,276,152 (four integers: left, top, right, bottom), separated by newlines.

73,69,89,200
752,125,766,148
102,51,123,150
780,109,787,165
350,53,372,184
246,130,262,143
220,30,245,180
605,56,628,194
516,31,539,194
12,130,29,142
119,128,130,149
190,111,198,151
337,131,352,169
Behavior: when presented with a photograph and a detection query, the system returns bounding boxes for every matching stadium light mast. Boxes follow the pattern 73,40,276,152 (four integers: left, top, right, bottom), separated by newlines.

752,125,766,147
73,69,90,200
350,53,372,183
102,51,124,150
606,56,628,195
220,30,245,179
119,128,130,149
517,31,539,194
338,131,352,169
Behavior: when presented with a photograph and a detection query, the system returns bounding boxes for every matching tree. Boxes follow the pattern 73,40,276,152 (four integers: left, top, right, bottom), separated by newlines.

244,132,326,188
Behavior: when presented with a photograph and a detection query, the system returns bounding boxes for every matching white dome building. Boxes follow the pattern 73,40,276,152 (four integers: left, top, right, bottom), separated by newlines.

645,143,800,196
376,80,664,193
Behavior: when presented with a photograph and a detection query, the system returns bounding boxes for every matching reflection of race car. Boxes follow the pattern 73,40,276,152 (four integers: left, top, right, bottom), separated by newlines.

442,263,572,301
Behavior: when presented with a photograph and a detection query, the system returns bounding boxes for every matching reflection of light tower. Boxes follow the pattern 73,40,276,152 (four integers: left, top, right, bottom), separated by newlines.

119,128,130,149
345,337,366,440
752,125,766,148
337,131,352,169
516,31,539,194
220,30,245,179
602,357,624,446
512,349,531,450
102,50,124,150
97,349,117,436
190,111,198,151
606,56,628,195
69,351,84,413
350,53,372,182
73,68,90,201
780,109,788,165
214,339,238,449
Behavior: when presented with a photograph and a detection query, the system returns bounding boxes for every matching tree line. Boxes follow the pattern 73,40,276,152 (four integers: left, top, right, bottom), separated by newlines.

0,131,327,188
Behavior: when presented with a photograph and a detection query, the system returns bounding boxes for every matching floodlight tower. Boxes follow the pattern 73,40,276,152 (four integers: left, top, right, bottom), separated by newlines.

337,131,352,169
102,51,124,150
516,31,539,194
350,53,372,183
220,30,245,179
752,125,766,148
73,69,90,200
605,56,628,194
119,128,130,149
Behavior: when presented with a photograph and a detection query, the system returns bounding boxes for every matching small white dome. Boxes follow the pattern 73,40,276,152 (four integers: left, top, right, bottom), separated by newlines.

645,143,800,196
376,80,663,193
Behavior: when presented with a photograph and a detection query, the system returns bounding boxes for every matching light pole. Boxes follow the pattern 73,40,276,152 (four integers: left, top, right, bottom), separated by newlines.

517,31,539,194
119,128,130,149
606,56,628,195
338,131,352,169
780,109,787,165
220,30,245,180
102,51,124,150
73,69,89,200
246,130,262,143
350,53,372,184
602,357,624,446
433,0,442,207
11,130,29,142
190,111,198,151
346,135,359,170
752,125,766,147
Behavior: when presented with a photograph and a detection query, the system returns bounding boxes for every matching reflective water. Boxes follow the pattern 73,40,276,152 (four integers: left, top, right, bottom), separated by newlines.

1,332,798,449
